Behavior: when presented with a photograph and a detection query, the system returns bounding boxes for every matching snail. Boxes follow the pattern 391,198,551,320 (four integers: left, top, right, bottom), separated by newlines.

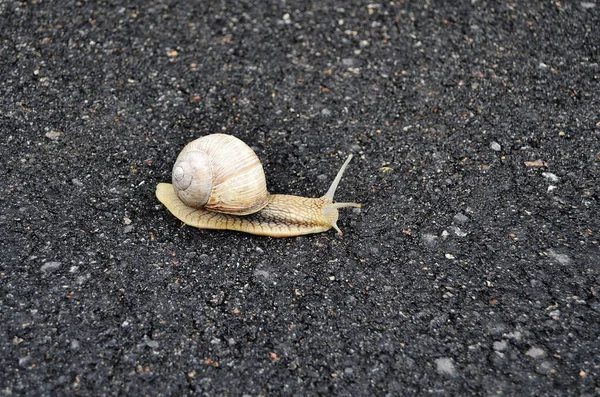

155,133,361,237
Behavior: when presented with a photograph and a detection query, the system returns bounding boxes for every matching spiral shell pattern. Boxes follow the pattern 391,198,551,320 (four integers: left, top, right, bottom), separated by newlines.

171,134,270,215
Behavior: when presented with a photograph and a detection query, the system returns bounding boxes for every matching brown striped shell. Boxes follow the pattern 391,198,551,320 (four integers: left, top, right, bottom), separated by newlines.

171,134,270,215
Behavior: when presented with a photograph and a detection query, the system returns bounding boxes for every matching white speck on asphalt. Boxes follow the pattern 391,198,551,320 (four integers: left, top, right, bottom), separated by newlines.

526,347,546,359
542,172,559,182
435,357,457,377
493,341,508,351
41,261,61,272
547,250,571,265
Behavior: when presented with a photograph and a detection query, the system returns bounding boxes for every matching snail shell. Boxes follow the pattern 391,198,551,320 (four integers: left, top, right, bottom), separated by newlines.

172,134,270,215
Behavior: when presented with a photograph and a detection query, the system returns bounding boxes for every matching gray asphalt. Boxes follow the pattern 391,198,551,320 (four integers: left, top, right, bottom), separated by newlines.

1,1,599,395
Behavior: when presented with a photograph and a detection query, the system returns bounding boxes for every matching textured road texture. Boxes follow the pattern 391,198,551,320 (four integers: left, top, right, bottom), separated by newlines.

1,1,599,396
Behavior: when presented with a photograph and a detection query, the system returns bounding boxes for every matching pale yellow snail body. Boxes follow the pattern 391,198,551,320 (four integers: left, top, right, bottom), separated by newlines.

155,134,360,237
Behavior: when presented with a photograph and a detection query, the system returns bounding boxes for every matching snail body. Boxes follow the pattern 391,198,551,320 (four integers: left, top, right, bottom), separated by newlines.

156,134,360,237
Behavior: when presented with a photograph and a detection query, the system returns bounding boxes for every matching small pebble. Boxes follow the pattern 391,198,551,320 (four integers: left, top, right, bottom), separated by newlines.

450,226,468,237
453,213,469,224
41,261,61,272
524,159,547,167
542,172,559,182
422,234,438,247
547,249,571,265
45,130,61,140
199,253,211,265
530,279,543,288
493,341,507,351
536,361,554,375
505,331,523,341
526,347,546,359
487,323,508,337
19,355,32,366
254,269,270,279
430,314,448,328
435,357,457,377
341,58,357,67
76,275,88,285
123,225,134,233
490,141,501,151
57,375,69,384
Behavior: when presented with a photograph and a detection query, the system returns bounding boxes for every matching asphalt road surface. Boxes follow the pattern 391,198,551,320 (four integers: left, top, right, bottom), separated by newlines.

1,1,599,395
